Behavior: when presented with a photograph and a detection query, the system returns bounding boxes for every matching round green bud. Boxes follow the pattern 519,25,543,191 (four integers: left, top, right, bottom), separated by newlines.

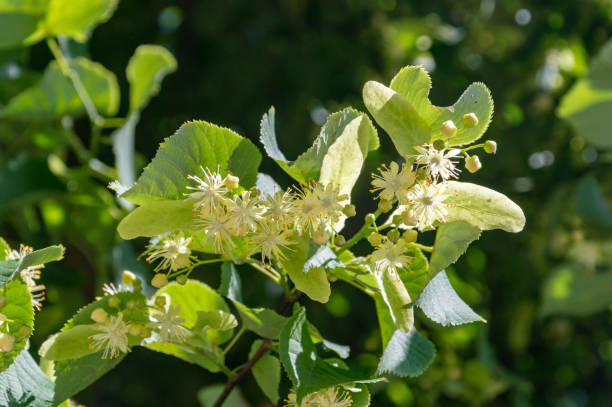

108,296,121,308
0,333,15,353
364,213,377,225
334,235,346,247
176,275,188,285
440,120,457,137
91,308,108,323
484,140,497,154
402,229,418,243
342,204,356,217
225,174,240,190
402,210,417,227
367,233,383,247
312,229,330,245
122,270,136,286
151,273,169,289
465,155,482,173
154,295,167,309
392,214,403,226
432,139,446,151
128,324,141,337
378,198,393,213
387,229,400,242
462,112,479,128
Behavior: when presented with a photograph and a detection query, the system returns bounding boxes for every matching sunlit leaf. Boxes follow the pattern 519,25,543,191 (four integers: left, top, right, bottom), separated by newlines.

376,328,436,378
250,340,280,404
429,221,481,274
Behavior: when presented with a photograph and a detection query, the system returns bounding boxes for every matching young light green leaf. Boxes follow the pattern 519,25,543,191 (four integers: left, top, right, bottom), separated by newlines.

283,236,331,303
376,328,436,377
0,279,34,372
0,13,40,49
416,270,485,326
152,280,233,346
127,45,177,113
260,107,378,184
362,80,430,155
429,221,481,274
0,350,54,407
18,244,65,273
44,0,118,41
117,198,196,239
376,269,414,333
400,246,430,299
1,58,119,120
442,181,525,233
558,39,612,149
374,295,395,349
319,114,377,231
193,310,238,333
250,340,280,404
121,121,261,205
0,237,9,260
218,262,242,302
541,266,612,317
38,325,97,361
232,301,287,339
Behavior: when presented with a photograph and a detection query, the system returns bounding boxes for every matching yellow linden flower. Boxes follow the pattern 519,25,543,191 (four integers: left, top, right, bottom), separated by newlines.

405,182,448,231
90,313,130,359
252,221,295,264
149,304,190,343
371,161,415,201
186,166,229,213
146,233,193,272
414,144,461,181
226,190,264,236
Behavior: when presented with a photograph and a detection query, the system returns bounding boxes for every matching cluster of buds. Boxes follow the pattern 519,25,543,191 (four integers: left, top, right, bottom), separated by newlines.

285,386,353,407
145,168,354,286
5,244,46,311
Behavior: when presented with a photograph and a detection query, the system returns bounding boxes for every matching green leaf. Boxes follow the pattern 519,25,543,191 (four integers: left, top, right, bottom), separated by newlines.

260,107,378,184
0,13,39,49
318,114,377,230
558,39,612,149
18,244,65,273
117,198,196,239
218,262,242,303
442,181,525,233
232,301,286,339
152,280,233,346
541,265,612,317
0,260,19,287
400,246,430,299
0,279,34,372
279,307,377,400
575,175,612,229
1,58,119,120
111,112,139,195
121,121,261,205
127,44,177,113
416,270,485,326
44,0,118,41
197,384,248,407
429,221,481,274
376,328,436,378
376,269,414,333
283,236,331,303
362,80,430,155
374,295,395,349
349,384,371,407
0,237,9,260
250,340,280,404
38,325,97,361
0,350,54,407
193,310,238,333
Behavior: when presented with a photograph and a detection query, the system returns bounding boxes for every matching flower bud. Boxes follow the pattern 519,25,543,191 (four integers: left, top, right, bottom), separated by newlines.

151,273,169,288
392,214,403,226
91,308,108,323
175,253,191,269
0,333,15,353
334,235,346,247
17,326,31,339
367,233,383,247
387,229,400,243
462,112,479,128
122,270,137,286
126,300,137,309
484,140,497,154
465,155,482,173
402,210,417,227
312,229,330,245
128,324,141,336
378,199,393,213
342,204,356,217
154,294,167,309
440,120,457,137
108,296,121,308
364,213,376,225
176,275,188,285
432,139,446,151
140,327,152,338
225,174,240,190
0,295,6,309
403,229,418,243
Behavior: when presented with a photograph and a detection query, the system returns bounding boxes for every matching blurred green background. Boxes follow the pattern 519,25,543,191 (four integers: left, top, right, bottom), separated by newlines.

1,0,612,406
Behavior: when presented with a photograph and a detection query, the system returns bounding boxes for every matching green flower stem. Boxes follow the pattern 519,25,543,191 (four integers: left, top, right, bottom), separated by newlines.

336,209,382,255
245,260,281,284
460,143,485,153
167,258,224,279
46,38,104,128
410,242,433,252
222,325,246,356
